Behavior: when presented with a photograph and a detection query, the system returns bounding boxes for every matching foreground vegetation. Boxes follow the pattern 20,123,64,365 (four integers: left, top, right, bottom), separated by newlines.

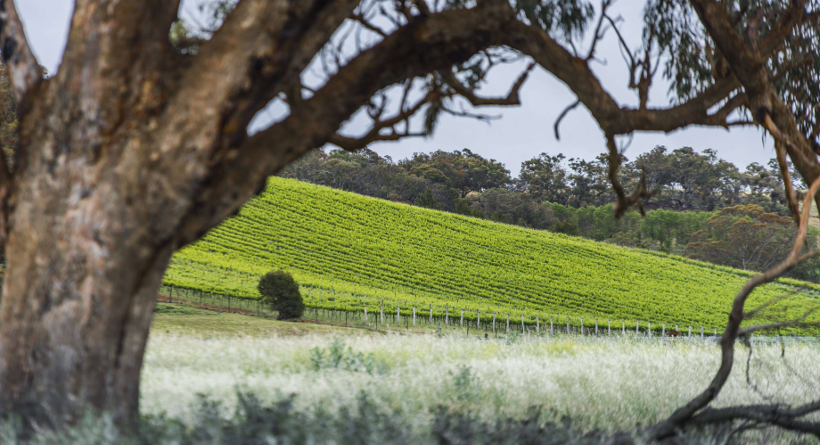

8,304,817,444
164,178,820,335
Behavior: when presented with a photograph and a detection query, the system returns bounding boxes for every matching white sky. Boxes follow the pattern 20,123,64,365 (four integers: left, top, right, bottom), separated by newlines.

17,0,775,176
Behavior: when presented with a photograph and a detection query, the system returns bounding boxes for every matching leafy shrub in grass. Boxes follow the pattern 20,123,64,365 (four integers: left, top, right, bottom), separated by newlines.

0,390,769,445
310,339,387,374
257,270,304,320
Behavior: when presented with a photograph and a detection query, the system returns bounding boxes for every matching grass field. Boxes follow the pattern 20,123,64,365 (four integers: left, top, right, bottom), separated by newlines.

138,303,820,444
162,177,820,335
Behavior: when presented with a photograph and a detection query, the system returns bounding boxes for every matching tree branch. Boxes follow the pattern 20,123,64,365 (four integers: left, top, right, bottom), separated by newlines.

500,19,743,136
606,134,654,217
440,62,535,107
328,91,432,151
554,100,580,140
646,174,820,441
0,0,42,106
174,1,518,247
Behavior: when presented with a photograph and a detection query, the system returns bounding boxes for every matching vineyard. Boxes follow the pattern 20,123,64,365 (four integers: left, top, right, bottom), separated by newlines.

163,177,820,334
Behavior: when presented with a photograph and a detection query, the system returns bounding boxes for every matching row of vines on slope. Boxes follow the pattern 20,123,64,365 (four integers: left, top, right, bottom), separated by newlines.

161,178,820,335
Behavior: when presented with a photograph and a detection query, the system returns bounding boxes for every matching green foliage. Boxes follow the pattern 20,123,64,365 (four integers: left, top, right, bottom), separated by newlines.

258,270,304,320
684,205,820,280
310,339,386,375
514,0,595,41
163,177,820,335
3,389,720,445
415,188,442,210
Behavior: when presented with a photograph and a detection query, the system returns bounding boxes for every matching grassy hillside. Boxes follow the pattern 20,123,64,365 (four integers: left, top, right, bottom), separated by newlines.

163,177,820,334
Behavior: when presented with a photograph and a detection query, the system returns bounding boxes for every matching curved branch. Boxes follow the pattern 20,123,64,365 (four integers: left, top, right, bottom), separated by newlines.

440,62,535,107
174,2,518,247
647,174,820,441
328,91,432,151
606,134,654,217
554,100,580,140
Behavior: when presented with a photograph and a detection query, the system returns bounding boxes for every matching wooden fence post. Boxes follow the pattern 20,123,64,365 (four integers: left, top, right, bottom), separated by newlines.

622,320,625,335
397,306,400,324
608,320,611,336
595,319,598,336
636,321,639,334
460,310,464,328
536,315,540,335
648,321,651,337
662,323,665,337
506,314,509,334
364,307,368,324
493,313,496,335
550,316,554,338
380,304,384,325
701,326,704,338
477,310,480,329
413,307,416,326
689,326,692,337
445,306,449,325
566,317,570,335
580,318,584,336
521,314,525,334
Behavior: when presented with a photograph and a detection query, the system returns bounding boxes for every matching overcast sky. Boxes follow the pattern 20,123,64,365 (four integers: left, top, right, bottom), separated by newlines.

17,0,775,176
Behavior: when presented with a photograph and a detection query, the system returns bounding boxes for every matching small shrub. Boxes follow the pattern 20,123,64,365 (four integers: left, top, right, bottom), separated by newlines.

257,270,304,320
310,339,387,374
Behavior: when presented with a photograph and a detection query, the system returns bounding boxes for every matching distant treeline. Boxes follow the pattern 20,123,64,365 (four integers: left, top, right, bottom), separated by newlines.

280,147,820,282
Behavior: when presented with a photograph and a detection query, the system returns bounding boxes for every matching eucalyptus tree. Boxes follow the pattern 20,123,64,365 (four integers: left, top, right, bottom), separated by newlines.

1,0,819,439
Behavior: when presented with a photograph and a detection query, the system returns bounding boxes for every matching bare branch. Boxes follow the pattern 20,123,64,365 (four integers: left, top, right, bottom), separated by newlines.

0,0,43,105
737,304,820,336
585,0,614,62
743,285,808,320
773,138,802,225
554,100,580,140
440,62,535,107
647,174,820,441
606,134,654,217
328,91,432,151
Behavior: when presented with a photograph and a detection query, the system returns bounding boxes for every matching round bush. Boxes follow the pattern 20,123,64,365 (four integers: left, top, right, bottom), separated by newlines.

258,270,305,320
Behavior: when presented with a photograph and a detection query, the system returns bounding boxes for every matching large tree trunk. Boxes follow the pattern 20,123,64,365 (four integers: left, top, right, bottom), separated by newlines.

0,133,177,423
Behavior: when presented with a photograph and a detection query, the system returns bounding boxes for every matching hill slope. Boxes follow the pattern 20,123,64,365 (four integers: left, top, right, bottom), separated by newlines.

163,177,820,333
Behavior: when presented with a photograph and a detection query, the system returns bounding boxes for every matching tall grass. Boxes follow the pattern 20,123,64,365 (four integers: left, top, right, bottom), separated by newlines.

141,333,820,435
